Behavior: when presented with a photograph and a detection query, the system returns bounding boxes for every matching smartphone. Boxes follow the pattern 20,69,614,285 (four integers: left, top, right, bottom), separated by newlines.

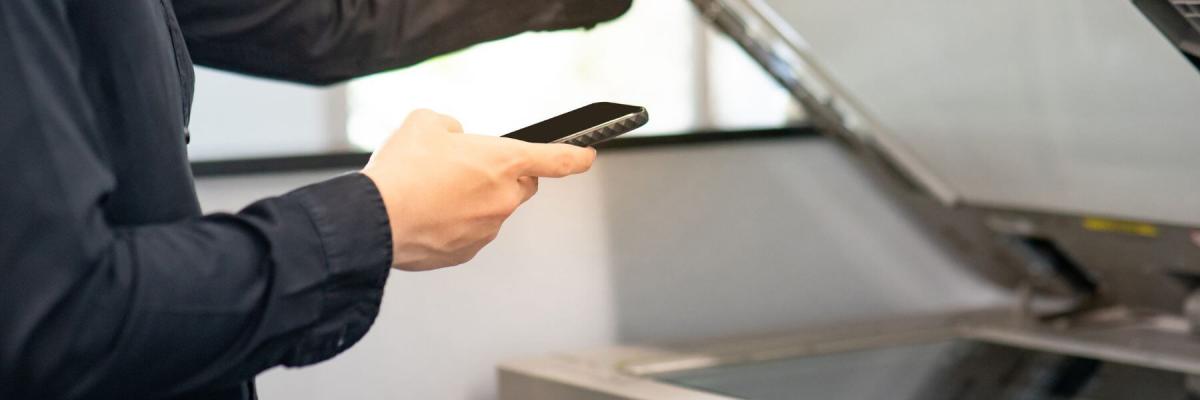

502,102,649,147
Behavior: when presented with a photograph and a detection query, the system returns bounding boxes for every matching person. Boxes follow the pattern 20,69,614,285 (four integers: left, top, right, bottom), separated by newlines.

0,0,632,399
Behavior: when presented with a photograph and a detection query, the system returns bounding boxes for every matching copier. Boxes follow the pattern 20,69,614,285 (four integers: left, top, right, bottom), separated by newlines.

499,1,1200,398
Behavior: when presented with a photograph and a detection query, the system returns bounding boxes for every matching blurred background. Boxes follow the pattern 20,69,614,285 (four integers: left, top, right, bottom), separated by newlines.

189,1,994,398
187,0,1200,398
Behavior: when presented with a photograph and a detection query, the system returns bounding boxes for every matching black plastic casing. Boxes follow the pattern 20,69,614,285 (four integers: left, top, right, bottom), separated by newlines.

503,102,650,147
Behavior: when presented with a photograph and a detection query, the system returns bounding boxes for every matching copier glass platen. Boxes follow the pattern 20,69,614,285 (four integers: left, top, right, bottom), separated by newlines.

501,313,1195,399
500,0,1200,399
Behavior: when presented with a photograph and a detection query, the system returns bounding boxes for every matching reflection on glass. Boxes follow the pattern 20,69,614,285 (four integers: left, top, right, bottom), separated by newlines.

654,340,1185,400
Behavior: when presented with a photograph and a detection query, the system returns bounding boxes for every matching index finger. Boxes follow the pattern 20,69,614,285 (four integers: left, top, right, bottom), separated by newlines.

510,142,597,178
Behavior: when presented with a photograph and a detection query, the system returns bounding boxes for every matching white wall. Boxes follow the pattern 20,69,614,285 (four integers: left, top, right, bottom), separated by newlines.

194,139,1002,400
187,67,346,161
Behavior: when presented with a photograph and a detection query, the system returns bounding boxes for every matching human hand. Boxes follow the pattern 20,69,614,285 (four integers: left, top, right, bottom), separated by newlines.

361,109,596,270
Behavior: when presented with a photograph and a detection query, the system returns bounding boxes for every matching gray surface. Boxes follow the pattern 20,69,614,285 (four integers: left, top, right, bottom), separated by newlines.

764,0,1200,225
596,140,1002,343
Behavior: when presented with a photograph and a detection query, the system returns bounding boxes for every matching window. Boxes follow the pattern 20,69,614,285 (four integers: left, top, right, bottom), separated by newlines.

347,0,798,149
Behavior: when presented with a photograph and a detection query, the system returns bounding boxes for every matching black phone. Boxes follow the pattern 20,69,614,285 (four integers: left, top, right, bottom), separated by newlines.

502,102,649,147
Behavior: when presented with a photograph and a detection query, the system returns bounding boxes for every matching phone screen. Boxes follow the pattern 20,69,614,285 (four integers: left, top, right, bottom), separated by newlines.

503,102,644,143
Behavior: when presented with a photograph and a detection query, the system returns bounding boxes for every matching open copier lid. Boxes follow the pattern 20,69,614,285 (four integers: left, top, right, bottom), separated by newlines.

498,2,1200,399
691,0,1200,377
756,0,1200,225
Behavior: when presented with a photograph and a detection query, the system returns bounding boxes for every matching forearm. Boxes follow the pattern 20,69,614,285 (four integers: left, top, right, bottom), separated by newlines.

0,174,392,399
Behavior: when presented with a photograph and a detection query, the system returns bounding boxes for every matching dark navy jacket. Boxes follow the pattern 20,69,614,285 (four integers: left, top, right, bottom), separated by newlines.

0,1,629,399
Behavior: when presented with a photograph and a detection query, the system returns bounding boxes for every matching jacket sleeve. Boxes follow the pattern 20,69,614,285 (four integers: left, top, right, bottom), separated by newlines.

0,2,392,399
172,0,632,85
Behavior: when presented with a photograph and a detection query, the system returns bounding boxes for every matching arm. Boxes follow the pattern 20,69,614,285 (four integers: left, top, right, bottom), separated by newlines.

0,2,391,398
172,0,632,85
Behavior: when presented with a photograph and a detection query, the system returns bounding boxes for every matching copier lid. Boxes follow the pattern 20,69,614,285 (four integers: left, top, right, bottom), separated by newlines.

753,0,1200,226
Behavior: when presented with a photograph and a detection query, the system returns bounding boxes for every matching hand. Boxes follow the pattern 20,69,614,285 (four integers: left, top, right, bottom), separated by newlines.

361,109,596,271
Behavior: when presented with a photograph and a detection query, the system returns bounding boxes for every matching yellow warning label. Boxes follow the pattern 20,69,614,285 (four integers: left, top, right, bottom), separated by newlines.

1082,217,1159,237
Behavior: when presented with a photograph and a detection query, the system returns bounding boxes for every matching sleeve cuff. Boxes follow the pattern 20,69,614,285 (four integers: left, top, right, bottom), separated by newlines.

281,172,392,366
